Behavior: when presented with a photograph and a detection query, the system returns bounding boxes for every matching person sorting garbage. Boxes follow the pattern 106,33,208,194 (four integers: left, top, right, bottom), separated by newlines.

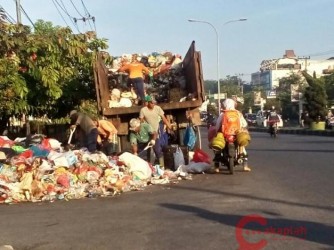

129,118,157,162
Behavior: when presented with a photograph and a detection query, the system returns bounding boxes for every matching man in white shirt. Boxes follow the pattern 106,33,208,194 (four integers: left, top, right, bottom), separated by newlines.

139,95,172,166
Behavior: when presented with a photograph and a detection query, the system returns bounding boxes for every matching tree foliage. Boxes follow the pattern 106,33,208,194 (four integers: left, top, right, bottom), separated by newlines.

276,73,305,119
0,19,108,123
302,71,328,121
323,72,334,107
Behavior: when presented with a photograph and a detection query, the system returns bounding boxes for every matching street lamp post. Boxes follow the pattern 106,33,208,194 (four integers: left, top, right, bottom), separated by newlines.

188,18,247,112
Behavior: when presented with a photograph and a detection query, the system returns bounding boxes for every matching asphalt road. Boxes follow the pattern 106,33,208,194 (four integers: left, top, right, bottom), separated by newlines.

1,129,334,250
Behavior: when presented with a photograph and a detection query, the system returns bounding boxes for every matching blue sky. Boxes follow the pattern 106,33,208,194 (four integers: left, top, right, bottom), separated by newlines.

1,0,334,82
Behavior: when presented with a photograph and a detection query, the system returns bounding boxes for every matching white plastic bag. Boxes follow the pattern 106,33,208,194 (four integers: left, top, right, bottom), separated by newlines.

173,146,185,169
118,152,152,180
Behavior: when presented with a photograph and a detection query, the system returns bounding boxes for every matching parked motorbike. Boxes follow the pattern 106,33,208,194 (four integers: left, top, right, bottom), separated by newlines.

213,134,247,175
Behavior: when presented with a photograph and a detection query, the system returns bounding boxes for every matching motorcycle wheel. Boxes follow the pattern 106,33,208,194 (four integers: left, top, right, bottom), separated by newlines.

228,157,234,175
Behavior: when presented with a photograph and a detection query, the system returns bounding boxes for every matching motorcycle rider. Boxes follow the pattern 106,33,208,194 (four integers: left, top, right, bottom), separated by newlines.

209,98,251,172
267,106,280,133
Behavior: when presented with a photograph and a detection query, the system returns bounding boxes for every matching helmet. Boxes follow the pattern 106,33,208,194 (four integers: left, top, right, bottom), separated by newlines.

223,98,236,110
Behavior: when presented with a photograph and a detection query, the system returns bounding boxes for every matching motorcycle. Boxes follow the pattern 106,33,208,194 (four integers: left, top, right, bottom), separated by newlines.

268,121,278,138
213,134,247,175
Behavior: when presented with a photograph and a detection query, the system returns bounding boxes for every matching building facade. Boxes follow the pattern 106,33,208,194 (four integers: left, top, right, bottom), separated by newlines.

251,50,334,90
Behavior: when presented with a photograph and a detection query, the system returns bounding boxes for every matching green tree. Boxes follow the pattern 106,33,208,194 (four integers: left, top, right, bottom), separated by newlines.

302,71,328,121
276,73,305,120
0,22,30,131
220,75,241,97
323,72,334,107
0,19,108,122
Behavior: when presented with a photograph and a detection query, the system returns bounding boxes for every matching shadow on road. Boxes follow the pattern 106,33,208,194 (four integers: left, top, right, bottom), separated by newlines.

160,203,334,248
169,185,334,212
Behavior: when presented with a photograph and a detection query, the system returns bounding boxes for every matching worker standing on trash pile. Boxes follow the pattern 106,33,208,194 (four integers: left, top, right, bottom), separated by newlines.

69,110,98,153
129,118,157,162
118,54,151,105
139,95,172,167
92,117,118,156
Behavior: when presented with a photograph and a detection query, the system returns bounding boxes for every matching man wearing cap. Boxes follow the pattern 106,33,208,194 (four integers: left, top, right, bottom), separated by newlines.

129,118,157,160
139,95,172,166
69,110,98,153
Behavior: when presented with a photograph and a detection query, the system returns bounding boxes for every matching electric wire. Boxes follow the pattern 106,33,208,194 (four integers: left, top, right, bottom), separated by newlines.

80,0,96,32
54,0,80,33
19,4,35,28
304,49,334,58
0,5,15,24
51,0,70,28
70,0,84,17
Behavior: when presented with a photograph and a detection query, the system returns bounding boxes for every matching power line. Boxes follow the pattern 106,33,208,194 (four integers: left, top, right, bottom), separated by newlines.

19,4,35,28
53,0,80,33
64,0,94,32
70,0,84,17
0,5,15,24
304,49,334,57
51,0,70,28
80,0,96,32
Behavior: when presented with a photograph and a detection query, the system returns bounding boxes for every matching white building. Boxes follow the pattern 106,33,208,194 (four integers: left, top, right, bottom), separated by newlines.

251,50,334,90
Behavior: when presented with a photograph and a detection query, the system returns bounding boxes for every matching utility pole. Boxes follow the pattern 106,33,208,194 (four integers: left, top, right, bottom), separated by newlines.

15,0,21,24
237,73,244,95
298,56,310,71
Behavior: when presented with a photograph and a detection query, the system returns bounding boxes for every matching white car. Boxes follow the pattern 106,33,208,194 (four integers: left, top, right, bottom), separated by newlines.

256,110,283,127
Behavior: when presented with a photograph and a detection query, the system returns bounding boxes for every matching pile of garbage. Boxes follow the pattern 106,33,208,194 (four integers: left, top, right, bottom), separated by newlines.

106,51,193,107
0,135,212,204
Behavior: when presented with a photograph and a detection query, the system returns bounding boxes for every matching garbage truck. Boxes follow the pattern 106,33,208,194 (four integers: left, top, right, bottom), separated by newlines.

93,41,205,152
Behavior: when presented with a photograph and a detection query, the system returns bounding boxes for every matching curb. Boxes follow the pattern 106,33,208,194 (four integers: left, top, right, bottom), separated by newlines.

248,127,334,137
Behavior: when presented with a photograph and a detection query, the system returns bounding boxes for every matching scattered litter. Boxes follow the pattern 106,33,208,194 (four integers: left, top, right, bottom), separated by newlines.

0,135,209,204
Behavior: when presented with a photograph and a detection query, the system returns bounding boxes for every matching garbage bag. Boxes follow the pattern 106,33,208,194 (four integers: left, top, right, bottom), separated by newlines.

118,152,152,180
183,125,196,150
173,146,185,169
184,161,211,173
193,149,211,164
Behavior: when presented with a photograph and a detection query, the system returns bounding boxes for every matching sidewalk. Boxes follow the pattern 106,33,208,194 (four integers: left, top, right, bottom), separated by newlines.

248,126,334,137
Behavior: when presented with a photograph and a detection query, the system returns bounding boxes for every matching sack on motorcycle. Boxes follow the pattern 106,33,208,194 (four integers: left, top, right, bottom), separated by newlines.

211,132,225,150
236,131,251,146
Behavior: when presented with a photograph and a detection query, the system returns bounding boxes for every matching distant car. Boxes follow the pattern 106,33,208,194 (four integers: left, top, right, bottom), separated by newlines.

244,113,257,126
256,110,283,127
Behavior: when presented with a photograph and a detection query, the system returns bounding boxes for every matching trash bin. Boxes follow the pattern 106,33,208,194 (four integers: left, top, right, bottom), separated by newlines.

162,145,189,170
